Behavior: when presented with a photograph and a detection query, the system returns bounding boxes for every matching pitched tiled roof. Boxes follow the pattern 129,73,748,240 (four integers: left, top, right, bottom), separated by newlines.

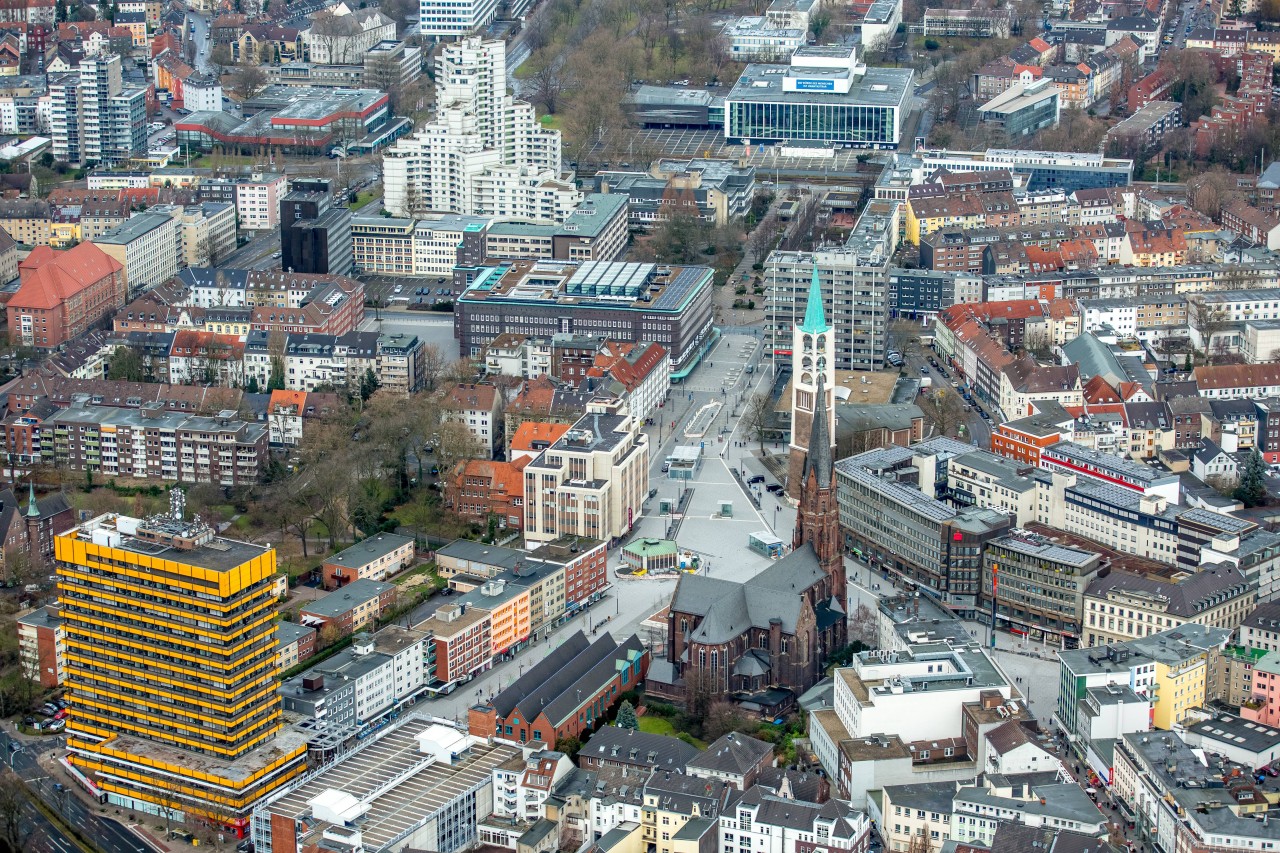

11,243,121,311
510,421,571,452
1194,363,1280,391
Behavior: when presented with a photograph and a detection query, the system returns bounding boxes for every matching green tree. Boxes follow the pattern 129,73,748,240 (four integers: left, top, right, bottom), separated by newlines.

616,699,638,730
359,367,380,402
107,345,146,381
555,734,582,757
1235,449,1269,508
245,375,260,394
55,0,66,21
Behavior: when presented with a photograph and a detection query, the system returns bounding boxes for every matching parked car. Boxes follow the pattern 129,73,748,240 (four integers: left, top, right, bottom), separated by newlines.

747,474,765,484
766,483,784,494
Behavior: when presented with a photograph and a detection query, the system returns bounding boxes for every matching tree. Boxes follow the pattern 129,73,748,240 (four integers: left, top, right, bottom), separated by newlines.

318,622,343,649
556,734,582,757
848,602,879,649
227,60,269,102
1235,449,1269,508
107,344,147,381
650,211,710,265
616,699,638,730
704,700,750,740
55,0,66,21
436,419,483,473
420,343,447,392
528,62,566,115
743,391,774,451
886,319,924,365
917,388,966,438
1189,297,1230,355
0,773,27,853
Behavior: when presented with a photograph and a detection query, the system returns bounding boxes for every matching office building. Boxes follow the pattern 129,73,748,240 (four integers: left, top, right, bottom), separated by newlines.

922,8,1012,38
1081,564,1254,649
724,44,913,148
94,209,181,297
59,502,307,831
983,529,1102,649
977,79,1061,137
179,202,237,268
279,178,353,277
1056,624,1230,736
383,39,566,220
834,440,1013,613
909,148,1133,193
455,260,714,370
521,400,650,547
596,160,755,228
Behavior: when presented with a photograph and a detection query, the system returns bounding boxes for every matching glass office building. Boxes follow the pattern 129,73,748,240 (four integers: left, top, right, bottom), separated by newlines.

724,52,913,149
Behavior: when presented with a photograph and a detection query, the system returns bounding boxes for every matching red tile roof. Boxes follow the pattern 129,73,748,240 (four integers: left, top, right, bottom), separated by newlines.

11,243,121,311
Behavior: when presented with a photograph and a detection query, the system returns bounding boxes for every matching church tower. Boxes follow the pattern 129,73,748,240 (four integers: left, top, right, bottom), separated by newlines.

24,481,39,558
792,371,845,605
787,262,835,498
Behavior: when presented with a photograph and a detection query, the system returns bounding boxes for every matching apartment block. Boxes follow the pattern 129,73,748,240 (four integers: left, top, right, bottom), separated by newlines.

17,603,63,688
29,399,267,486
58,507,307,830
1081,564,1255,648
299,578,396,636
320,532,414,590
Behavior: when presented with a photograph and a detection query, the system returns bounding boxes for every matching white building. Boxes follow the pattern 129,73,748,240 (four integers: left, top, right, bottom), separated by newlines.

441,382,500,456
522,400,650,547
720,787,871,853
383,39,568,221
182,74,222,113
179,202,237,268
419,0,500,39
722,17,806,61
93,208,181,296
234,172,288,231
413,214,490,276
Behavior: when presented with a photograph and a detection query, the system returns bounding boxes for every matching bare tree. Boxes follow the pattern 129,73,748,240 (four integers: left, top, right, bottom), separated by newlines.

420,343,447,392
527,62,567,115
743,391,774,451
1189,297,1230,356
886,319,924,365
0,773,29,853
848,602,879,649
917,389,966,438
226,60,269,101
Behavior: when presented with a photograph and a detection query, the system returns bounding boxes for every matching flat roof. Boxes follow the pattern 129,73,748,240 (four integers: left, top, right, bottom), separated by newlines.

70,514,271,574
94,211,176,244
262,717,519,850
727,64,912,108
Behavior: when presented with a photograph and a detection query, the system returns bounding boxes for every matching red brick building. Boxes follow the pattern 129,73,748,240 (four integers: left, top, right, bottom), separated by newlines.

468,631,648,746
7,243,125,349
448,458,528,531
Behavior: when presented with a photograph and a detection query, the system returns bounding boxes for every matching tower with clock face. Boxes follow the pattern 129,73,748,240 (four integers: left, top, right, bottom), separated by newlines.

787,262,836,498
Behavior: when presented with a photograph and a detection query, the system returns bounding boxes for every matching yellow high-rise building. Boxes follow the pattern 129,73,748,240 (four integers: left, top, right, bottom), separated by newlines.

56,494,306,834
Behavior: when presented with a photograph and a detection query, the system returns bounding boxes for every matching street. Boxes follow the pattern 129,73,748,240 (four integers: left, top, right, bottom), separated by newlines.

0,727,152,853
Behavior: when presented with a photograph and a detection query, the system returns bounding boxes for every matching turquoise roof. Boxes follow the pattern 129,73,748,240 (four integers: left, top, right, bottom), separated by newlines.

800,262,829,334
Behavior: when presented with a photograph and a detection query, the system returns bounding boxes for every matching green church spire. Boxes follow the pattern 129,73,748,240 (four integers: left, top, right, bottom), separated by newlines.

800,262,829,334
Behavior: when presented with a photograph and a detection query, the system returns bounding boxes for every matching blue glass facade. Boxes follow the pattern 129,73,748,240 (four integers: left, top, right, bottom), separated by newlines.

726,100,899,147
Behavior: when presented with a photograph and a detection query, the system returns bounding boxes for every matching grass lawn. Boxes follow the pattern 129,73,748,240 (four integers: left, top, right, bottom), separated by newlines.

539,114,562,131
352,189,380,210
638,716,706,748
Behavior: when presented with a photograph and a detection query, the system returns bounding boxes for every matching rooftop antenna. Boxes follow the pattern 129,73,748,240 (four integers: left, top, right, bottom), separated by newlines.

170,487,186,522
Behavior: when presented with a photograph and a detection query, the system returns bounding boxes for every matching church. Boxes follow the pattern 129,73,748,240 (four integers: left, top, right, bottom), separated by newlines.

645,268,847,715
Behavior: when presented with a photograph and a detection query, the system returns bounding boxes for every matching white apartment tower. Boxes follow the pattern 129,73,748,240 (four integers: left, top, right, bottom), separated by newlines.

49,55,146,167
419,0,500,39
383,38,571,222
